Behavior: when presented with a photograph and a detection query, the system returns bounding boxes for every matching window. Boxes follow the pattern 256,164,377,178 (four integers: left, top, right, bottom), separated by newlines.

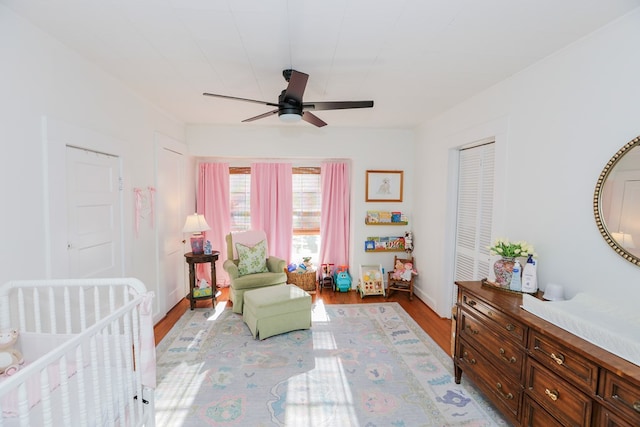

228,166,321,263
229,167,251,232
292,167,321,263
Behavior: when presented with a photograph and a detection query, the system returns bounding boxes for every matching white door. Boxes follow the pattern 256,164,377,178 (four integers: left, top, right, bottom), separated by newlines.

66,146,123,278
156,140,187,316
453,142,495,302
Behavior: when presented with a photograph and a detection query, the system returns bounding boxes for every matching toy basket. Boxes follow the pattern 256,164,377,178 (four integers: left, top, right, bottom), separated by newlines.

285,269,317,293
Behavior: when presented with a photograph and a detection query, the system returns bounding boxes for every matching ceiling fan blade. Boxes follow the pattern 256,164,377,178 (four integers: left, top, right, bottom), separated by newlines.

242,109,279,123
283,70,309,104
301,111,327,128
303,100,374,111
203,92,278,107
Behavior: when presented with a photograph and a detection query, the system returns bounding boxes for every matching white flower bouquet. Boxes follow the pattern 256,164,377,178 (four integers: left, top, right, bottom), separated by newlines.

488,238,536,258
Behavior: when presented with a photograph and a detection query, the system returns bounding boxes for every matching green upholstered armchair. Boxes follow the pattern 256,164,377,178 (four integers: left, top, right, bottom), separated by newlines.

223,230,287,314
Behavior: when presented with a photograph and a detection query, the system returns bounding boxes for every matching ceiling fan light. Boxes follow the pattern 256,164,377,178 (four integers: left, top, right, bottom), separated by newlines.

279,113,301,123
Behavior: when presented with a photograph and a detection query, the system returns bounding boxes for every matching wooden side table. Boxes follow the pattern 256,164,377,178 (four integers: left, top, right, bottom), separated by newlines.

184,251,219,310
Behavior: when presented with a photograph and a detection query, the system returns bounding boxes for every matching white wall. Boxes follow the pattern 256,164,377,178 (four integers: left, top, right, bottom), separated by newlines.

416,10,640,316
187,125,415,283
5,2,639,323
0,6,186,320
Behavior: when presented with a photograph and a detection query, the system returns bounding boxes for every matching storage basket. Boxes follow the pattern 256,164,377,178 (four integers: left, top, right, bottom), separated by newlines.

285,269,317,293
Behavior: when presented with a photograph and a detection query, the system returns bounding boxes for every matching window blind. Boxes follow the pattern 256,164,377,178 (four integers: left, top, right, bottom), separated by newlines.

454,142,495,284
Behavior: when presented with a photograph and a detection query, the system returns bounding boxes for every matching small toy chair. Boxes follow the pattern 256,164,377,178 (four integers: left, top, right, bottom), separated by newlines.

319,263,335,292
386,256,416,300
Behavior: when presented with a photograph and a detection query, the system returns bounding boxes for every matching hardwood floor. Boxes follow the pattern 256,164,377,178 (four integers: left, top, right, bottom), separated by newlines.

154,286,453,355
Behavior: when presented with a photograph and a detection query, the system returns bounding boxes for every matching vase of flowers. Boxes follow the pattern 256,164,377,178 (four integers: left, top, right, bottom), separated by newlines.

488,238,535,289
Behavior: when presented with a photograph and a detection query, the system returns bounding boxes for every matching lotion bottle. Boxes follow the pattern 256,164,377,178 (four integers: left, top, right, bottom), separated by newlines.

521,255,538,293
510,259,522,291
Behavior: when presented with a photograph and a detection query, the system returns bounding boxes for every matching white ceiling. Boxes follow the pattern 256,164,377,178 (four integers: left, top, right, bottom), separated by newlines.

3,0,640,129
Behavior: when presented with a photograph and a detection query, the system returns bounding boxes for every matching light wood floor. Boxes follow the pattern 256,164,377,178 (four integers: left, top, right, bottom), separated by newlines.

154,286,453,355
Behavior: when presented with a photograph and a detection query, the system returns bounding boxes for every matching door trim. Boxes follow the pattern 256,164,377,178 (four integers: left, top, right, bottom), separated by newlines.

154,131,189,322
43,116,125,279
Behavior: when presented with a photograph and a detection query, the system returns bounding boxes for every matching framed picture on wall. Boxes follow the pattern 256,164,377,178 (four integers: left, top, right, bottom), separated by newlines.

366,170,403,202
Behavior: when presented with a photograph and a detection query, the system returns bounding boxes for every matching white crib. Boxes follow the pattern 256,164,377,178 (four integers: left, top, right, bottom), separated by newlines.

0,278,156,426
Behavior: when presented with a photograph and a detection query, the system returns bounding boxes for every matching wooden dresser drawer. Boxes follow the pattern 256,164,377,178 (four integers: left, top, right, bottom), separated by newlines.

596,405,637,427
525,359,592,427
459,311,525,379
522,395,564,427
461,290,527,343
600,370,640,425
457,340,522,422
528,330,598,394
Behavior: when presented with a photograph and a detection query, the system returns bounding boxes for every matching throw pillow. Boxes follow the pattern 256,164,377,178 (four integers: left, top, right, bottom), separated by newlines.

236,239,269,276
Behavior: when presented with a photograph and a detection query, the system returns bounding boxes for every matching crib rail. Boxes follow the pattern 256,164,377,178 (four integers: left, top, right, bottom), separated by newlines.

0,278,155,427
0,278,147,333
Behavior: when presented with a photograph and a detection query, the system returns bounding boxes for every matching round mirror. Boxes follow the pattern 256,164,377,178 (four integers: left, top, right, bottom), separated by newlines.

594,135,640,266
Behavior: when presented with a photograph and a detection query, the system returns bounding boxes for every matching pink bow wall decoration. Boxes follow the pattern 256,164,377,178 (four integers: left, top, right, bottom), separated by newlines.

134,186,156,237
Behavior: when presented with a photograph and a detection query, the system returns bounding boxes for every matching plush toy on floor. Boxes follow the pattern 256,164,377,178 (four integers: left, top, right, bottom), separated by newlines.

334,265,352,292
0,328,24,376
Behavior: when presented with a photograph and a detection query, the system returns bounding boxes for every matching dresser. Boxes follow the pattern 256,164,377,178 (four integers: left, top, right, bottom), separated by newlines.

454,280,640,426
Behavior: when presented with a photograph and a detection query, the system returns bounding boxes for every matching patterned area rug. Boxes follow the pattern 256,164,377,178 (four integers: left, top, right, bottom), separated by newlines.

155,301,508,426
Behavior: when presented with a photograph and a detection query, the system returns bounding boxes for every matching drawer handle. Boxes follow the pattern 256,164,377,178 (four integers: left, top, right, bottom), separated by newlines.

505,323,515,332
496,382,514,400
634,401,640,413
545,388,559,401
467,299,477,307
462,351,477,365
499,348,517,364
465,325,479,335
550,353,565,365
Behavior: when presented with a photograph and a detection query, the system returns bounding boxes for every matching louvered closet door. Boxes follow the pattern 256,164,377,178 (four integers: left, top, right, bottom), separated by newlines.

453,142,495,291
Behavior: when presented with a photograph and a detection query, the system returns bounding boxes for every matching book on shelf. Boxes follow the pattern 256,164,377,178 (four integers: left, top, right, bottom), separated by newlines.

379,211,392,223
366,211,380,223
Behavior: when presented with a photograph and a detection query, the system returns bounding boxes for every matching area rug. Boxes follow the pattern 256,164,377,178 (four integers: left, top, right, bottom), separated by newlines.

155,301,508,426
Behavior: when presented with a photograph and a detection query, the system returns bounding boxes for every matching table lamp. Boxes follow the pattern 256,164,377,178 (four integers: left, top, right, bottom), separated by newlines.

183,213,211,255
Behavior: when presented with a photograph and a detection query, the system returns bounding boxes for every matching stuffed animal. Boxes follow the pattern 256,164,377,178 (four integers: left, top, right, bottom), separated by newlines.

391,259,405,280
0,328,24,376
404,231,414,253
400,262,418,281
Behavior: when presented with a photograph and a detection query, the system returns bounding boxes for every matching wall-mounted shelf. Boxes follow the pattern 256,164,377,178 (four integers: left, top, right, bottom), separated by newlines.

366,210,407,225
365,236,406,252
365,220,408,226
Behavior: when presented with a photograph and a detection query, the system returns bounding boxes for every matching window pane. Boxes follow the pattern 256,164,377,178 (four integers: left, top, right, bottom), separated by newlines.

230,173,250,231
291,234,321,265
292,173,321,231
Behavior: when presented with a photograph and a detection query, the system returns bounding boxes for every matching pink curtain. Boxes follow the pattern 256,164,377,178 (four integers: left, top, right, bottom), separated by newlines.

319,162,350,268
196,162,231,287
250,163,293,262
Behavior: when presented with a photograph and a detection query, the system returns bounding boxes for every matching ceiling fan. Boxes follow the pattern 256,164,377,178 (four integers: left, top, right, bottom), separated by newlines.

203,69,374,127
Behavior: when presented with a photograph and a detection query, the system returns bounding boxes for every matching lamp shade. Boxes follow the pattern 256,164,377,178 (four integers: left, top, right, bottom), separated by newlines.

279,113,301,123
183,214,211,234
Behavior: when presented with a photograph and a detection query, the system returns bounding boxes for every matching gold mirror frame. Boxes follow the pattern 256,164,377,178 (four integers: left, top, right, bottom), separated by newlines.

593,135,640,266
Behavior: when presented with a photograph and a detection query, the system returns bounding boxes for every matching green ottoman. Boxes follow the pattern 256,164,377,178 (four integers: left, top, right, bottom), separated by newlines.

243,284,312,340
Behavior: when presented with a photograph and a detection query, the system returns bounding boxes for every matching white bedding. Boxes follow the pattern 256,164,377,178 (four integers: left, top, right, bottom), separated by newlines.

522,292,640,366
1,367,144,427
